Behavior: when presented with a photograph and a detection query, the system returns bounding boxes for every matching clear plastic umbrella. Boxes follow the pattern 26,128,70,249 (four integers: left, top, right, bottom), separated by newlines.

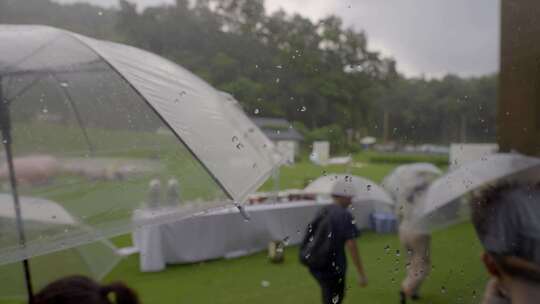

412,153,540,232
0,194,121,299
0,25,277,298
0,240,120,300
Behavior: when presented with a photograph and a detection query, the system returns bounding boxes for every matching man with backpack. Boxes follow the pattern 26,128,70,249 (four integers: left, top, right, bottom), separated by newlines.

300,177,368,304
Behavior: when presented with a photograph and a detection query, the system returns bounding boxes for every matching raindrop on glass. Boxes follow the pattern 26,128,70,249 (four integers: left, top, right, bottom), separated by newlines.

283,236,290,245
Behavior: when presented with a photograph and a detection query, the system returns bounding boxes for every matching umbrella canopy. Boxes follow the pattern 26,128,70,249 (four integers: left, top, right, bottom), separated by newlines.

0,25,277,266
382,163,442,203
218,92,282,167
0,194,120,299
305,174,394,207
0,240,121,300
412,153,540,232
381,163,442,231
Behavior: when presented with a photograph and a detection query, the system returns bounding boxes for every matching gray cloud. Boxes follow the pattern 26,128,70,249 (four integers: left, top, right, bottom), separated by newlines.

54,0,500,77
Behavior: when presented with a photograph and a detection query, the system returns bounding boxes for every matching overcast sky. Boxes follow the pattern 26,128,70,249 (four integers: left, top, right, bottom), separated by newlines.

54,0,500,78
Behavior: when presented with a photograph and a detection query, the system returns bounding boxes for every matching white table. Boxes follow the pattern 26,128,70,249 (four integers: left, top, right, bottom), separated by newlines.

133,200,374,272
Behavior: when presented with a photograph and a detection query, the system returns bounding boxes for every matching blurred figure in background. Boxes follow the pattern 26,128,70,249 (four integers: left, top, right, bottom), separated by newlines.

34,275,140,304
382,164,441,304
471,183,540,304
300,177,368,304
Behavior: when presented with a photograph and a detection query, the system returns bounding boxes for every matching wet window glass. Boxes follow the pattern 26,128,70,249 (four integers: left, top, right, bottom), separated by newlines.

1,1,538,304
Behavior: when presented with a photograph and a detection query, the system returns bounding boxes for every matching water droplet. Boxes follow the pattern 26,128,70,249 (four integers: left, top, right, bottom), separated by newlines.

366,184,372,191
395,249,400,257
300,106,307,112
276,65,283,69
332,295,340,304
261,280,270,288
42,108,49,114
275,77,280,83
440,286,447,294
98,11,103,16
254,108,260,114
283,236,290,245
59,82,69,88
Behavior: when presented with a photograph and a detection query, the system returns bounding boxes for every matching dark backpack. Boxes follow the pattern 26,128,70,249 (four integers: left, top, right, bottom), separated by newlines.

299,206,335,270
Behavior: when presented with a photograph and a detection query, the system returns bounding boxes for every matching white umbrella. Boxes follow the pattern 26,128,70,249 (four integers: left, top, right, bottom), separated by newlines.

412,153,540,232
305,174,394,207
382,163,442,202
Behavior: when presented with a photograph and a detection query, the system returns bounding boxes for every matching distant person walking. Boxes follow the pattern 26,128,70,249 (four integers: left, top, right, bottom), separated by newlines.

382,164,441,304
300,177,368,304
471,183,540,304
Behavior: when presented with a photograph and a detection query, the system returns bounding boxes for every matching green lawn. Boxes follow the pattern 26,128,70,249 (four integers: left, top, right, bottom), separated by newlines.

104,223,486,304
1,153,488,303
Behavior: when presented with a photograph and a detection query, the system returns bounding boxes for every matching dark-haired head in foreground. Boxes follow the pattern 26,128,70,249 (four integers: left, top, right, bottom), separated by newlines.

33,275,140,304
471,183,540,304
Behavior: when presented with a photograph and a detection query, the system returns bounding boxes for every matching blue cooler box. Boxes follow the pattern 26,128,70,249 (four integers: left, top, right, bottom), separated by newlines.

369,212,397,234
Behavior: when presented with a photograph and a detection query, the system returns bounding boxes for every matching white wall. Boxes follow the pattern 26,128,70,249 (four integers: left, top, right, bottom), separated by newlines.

276,140,297,164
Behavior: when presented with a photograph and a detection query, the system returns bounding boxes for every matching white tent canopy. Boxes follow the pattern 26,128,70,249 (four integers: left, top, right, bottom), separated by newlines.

305,174,394,208
0,25,277,265
412,153,540,232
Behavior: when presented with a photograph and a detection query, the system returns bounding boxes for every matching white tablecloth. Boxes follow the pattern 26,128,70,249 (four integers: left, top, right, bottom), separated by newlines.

133,200,374,272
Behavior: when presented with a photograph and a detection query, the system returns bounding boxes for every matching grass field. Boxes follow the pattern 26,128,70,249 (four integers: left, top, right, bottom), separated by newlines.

104,223,486,304
1,152,488,303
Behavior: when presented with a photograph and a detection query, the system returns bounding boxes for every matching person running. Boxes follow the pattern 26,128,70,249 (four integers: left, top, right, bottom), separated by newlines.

300,177,368,304
471,183,540,304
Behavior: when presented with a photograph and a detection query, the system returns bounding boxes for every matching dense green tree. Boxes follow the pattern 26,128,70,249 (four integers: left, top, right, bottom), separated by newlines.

0,0,498,149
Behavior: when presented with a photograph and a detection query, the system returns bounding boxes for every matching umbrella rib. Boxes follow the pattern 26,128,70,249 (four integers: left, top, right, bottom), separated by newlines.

50,73,95,155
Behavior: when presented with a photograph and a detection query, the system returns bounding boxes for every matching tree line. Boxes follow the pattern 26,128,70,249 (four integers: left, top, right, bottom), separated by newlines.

0,0,497,149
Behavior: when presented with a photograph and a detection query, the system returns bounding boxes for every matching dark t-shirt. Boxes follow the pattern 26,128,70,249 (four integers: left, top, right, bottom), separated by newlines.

311,204,359,279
